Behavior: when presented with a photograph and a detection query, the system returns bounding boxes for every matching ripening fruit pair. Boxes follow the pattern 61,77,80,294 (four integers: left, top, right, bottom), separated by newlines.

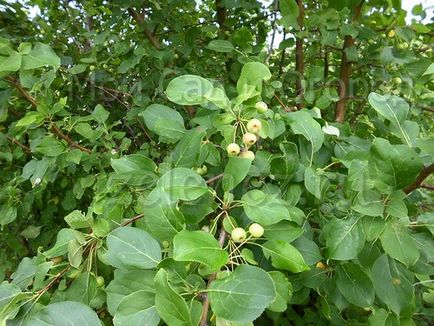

231,223,264,243
226,143,255,160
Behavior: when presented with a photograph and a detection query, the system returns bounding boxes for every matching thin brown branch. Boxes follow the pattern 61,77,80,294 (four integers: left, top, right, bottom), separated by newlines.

215,0,227,28
404,163,434,194
7,136,31,155
421,184,434,191
295,0,304,110
36,267,70,295
6,75,92,154
335,0,364,123
200,229,227,326
128,8,161,49
121,213,145,226
206,173,224,184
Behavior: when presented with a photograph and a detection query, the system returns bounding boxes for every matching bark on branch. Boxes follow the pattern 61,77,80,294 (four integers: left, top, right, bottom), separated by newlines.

6,76,92,154
335,0,364,122
404,163,434,194
128,8,161,49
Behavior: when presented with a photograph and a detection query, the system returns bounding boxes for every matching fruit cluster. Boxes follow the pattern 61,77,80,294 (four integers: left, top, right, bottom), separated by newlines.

226,101,268,160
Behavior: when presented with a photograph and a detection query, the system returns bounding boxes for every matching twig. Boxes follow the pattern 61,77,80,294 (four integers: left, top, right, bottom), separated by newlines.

206,173,224,184
404,163,434,194
295,0,304,110
421,184,434,191
121,213,144,226
36,267,69,295
7,136,31,155
128,8,161,49
6,75,92,154
200,229,227,326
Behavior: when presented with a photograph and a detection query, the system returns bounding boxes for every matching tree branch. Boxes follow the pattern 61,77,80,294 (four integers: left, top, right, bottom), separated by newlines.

335,0,364,123
404,163,434,194
6,75,92,154
200,229,227,326
128,8,161,49
7,136,31,155
206,173,224,184
215,0,226,28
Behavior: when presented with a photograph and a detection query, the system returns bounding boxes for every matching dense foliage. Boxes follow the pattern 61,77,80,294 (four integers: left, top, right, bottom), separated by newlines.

0,0,433,324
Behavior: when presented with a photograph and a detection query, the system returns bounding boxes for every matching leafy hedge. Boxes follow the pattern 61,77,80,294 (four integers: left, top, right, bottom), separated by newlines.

0,1,433,325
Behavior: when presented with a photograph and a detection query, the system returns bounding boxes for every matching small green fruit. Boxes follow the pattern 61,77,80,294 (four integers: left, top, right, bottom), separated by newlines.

50,256,63,265
231,227,247,243
388,29,395,38
89,65,95,71
196,165,208,175
255,101,268,113
247,119,262,134
96,276,105,287
248,223,264,238
226,143,240,156
242,133,257,147
239,150,255,160
393,77,402,84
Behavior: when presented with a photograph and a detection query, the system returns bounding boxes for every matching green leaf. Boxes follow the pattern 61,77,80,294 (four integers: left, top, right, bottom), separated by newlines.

113,290,159,326
43,228,78,258
285,110,324,153
368,93,412,146
335,263,374,308
267,271,292,312
323,216,365,260
20,301,101,325
0,50,21,72
222,157,252,192
236,62,271,97
208,40,234,52
209,265,276,323
372,254,414,315
139,188,184,241
154,269,200,326
369,138,423,193
422,62,434,76
68,239,83,268
304,166,328,199
166,75,214,106
106,270,156,316
173,230,228,271
35,136,65,157
242,190,290,225
111,154,158,186
64,210,92,229
140,104,185,143
15,111,44,127
270,142,299,180
380,221,420,266
65,272,104,308
280,0,299,28
105,227,161,270
262,240,310,273
170,128,205,168
157,168,208,201
21,43,60,70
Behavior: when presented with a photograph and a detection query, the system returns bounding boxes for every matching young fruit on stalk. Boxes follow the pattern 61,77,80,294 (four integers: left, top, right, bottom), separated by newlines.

196,165,207,175
231,227,247,243
226,143,240,156
248,223,264,238
239,150,255,160
243,133,257,147
255,101,268,113
247,119,262,134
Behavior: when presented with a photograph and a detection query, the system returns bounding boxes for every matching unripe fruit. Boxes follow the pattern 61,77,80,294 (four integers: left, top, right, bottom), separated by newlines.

231,227,247,243
393,77,402,84
247,119,262,134
248,223,264,238
196,165,207,175
50,256,63,265
96,276,105,287
239,150,255,160
388,29,395,38
89,65,95,71
226,143,240,156
242,133,257,146
255,101,268,113
316,262,326,270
